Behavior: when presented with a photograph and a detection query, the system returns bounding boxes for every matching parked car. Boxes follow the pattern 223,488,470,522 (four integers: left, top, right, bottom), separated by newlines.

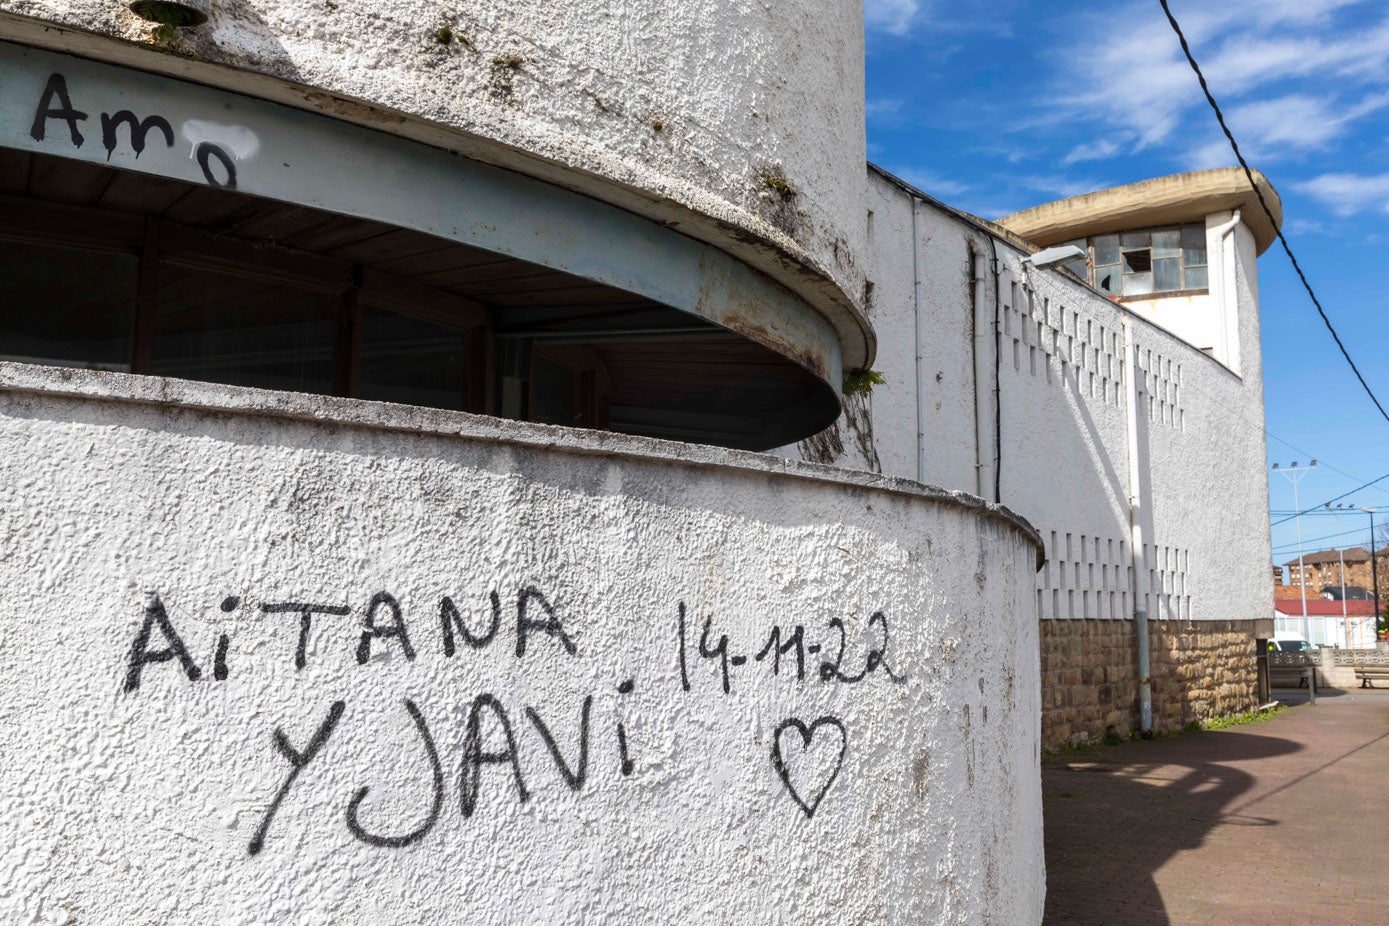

1268,633,1316,652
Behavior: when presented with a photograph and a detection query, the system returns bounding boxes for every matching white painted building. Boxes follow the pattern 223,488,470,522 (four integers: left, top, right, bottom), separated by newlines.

795,167,1277,745
0,2,1281,923
0,3,1047,924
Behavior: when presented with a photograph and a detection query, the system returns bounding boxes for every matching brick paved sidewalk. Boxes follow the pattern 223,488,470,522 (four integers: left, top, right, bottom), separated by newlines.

1043,688,1389,925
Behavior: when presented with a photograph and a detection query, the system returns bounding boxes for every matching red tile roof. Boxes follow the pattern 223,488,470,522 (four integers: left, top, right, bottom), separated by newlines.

1274,599,1377,616
1283,547,1371,567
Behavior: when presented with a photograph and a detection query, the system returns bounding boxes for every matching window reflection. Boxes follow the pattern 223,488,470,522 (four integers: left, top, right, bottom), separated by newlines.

359,307,467,410
150,264,338,394
0,241,134,371
1071,223,1210,298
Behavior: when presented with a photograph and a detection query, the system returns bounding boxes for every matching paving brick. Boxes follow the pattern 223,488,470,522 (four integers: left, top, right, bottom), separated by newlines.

1043,690,1389,925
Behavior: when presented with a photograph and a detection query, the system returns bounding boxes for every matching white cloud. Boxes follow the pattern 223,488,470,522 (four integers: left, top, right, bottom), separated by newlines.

1295,172,1389,215
891,166,971,197
1017,175,1110,199
866,98,907,126
1041,0,1389,159
1184,91,1389,168
865,0,920,36
1062,140,1122,165
1284,217,1330,236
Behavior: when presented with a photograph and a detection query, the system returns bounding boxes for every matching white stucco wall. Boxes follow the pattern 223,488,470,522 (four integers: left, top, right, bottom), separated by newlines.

1118,210,1253,374
0,0,872,368
0,364,1044,925
806,170,1274,627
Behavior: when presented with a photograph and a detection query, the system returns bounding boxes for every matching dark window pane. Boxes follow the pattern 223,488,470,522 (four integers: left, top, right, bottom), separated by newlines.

1182,224,1208,267
151,265,337,393
1152,228,1180,259
1184,265,1209,289
531,352,576,426
1093,235,1120,265
1122,248,1152,274
1121,230,1150,248
359,308,467,410
1153,257,1181,291
0,241,134,370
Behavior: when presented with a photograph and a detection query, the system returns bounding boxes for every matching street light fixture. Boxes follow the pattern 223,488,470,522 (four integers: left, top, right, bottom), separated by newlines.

1365,506,1381,643
1274,460,1316,642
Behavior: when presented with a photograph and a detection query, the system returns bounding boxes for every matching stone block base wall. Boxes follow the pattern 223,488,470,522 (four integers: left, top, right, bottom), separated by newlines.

1040,619,1263,749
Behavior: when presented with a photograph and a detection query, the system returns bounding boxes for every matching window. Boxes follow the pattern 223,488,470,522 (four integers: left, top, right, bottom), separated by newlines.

0,240,134,371
1075,223,1210,298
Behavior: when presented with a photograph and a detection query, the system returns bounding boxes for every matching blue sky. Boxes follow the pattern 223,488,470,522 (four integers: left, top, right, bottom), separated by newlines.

863,0,1389,568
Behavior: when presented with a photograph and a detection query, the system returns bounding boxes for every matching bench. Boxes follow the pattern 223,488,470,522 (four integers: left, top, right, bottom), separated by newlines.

1270,666,1310,688
1355,666,1389,688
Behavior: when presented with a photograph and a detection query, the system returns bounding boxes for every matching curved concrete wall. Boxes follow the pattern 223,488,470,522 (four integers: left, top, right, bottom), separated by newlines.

0,0,872,368
0,364,1042,924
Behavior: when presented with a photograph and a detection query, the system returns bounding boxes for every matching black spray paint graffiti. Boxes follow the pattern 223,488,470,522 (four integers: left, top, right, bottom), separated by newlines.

124,588,576,688
246,690,616,856
29,72,238,188
675,601,906,696
673,602,886,816
771,716,848,819
125,590,896,844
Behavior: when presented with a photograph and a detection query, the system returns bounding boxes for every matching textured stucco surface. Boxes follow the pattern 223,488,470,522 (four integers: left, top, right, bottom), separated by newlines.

0,365,1043,925
783,169,1274,744
0,0,872,367
842,170,1272,628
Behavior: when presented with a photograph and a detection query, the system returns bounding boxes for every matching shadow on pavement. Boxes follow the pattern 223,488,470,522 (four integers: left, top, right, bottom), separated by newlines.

1042,730,1302,925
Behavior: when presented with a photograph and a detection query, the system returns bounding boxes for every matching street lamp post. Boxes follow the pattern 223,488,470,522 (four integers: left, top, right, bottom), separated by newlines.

1274,461,1316,642
1367,507,1381,644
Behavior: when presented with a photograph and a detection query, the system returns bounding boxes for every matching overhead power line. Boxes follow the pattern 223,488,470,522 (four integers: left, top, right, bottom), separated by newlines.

1158,0,1389,427
1272,472,1389,527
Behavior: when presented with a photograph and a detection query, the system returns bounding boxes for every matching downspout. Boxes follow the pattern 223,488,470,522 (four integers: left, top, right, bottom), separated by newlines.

1123,317,1153,735
1211,209,1241,368
966,240,986,498
989,236,1002,504
912,198,925,484
968,236,1000,501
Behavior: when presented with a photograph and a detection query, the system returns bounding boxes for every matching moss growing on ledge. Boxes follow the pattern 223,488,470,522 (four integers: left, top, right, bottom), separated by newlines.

763,175,795,198
842,369,886,397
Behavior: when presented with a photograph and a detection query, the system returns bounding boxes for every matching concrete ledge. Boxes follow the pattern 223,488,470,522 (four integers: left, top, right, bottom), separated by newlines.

997,167,1283,255
0,361,1043,564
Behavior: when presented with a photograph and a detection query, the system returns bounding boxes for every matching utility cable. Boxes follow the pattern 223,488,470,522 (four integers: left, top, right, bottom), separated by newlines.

1271,470,1389,527
1159,0,1389,427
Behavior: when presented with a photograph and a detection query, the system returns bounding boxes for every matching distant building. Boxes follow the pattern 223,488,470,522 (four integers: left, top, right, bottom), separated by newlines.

1282,547,1387,600
1275,598,1378,648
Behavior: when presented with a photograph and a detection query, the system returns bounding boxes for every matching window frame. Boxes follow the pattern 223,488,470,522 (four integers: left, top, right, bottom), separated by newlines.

0,193,494,413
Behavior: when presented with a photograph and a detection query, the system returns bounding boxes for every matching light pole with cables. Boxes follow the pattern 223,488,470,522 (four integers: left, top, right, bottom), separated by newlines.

1366,507,1381,644
1273,461,1316,642
1326,503,1350,646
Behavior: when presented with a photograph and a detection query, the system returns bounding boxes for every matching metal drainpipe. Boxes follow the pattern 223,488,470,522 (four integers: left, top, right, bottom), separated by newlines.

1211,208,1242,367
1123,317,1153,734
966,240,987,498
912,198,925,484
968,237,998,501
988,235,1002,504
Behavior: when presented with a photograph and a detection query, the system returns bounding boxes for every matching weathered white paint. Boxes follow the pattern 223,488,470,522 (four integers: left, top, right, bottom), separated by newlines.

0,0,872,368
0,364,1044,925
1120,210,1247,373
0,40,846,414
826,169,1273,628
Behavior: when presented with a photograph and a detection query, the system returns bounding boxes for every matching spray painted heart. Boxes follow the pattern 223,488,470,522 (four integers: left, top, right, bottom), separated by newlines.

771,716,847,819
